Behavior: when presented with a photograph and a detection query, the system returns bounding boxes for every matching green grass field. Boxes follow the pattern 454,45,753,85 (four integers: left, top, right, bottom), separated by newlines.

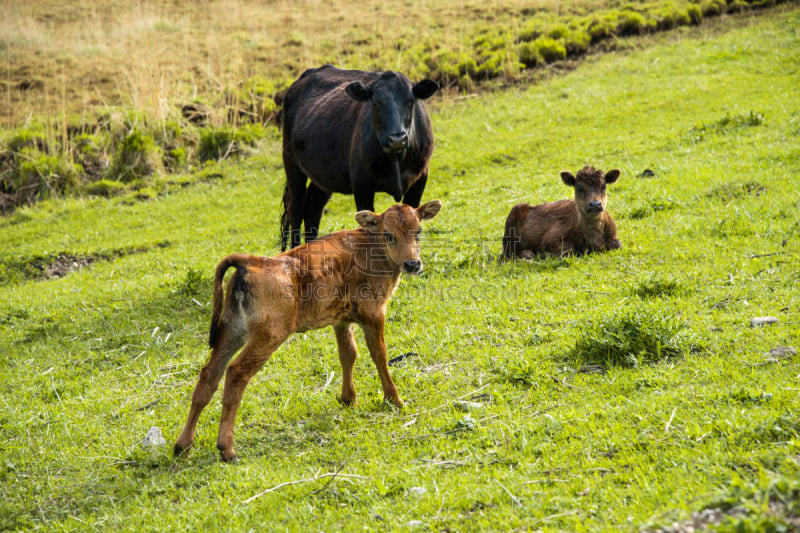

2,5,800,532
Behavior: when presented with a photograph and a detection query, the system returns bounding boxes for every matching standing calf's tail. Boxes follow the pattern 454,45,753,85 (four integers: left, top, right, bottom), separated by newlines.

209,255,248,349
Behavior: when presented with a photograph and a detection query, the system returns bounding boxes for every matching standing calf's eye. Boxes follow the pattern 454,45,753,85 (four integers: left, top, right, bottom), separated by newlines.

384,231,395,244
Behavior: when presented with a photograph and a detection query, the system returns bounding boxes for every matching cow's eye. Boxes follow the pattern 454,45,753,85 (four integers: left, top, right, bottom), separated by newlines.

411,230,421,241
576,186,585,195
601,184,607,192
384,231,395,244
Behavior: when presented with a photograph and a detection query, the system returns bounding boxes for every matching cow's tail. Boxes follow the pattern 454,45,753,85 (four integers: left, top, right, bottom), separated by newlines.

280,182,290,251
209,255,248,349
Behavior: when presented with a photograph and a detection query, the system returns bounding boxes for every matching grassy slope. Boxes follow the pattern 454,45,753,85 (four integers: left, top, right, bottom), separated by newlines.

2,7,800,532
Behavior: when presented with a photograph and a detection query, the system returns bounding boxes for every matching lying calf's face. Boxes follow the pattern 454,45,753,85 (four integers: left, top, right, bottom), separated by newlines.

561,167,620,218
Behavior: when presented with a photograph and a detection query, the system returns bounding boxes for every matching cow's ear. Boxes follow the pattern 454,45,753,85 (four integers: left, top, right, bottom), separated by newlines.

412,79,439,100
356,210,380,231
345,81,371,102
604,169,621,184
560,171,576,187
417,200,442,221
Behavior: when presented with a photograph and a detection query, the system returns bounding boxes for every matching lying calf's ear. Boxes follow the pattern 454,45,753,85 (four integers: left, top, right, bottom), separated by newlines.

604,169,621,184
560,171,576,187
356,210,380,231
417,200,442,221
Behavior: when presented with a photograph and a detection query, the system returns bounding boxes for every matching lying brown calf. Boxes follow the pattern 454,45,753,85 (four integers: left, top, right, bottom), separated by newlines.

175,201,442,462
502,166,621,259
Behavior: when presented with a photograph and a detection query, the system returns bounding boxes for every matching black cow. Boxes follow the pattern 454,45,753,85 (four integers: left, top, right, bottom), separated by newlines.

280,65,438,250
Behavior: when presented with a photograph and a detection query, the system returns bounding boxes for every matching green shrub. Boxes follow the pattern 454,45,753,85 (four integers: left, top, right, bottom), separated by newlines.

687,4,703,24
518,42,543,67
727,0,750,13
83,179,126,197
197,124,266,162
587,17,615,43
4,148,81,203
571,306,700,368
8,129,48,153
108,129,163,183
563,30,591,56
701,0,727,16
547,24,571,41
616,11,649,36
71,133,107,180
534,36,566,63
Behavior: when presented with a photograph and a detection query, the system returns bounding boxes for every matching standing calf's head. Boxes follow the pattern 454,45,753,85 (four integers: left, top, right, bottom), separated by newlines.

560,166,621,218
355,201,442,274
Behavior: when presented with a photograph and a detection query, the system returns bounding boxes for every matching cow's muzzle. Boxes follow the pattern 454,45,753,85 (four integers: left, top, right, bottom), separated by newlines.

382,133,409,155
402,260,422,274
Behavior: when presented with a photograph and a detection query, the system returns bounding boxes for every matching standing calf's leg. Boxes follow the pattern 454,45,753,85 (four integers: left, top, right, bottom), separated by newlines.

334,323,359,405
174,328,245,457
216,330,286,462
360,315,403,408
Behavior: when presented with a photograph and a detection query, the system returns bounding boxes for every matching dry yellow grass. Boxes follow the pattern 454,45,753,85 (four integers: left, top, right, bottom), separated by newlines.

1,0,612,129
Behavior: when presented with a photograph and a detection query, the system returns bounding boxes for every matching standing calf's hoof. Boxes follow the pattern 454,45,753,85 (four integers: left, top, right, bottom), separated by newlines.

388,396,404,409
217,443,238,463
173,442,191,458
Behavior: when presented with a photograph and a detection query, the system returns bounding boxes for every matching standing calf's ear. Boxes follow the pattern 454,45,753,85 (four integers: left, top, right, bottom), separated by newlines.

345,81,371,102
604,169,621,184
417,200,442,221
356,210,380,231
560,171,576,187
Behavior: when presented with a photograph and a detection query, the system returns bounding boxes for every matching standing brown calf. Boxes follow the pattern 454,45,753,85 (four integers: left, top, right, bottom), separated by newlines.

502,166,621,259
175,201,442,462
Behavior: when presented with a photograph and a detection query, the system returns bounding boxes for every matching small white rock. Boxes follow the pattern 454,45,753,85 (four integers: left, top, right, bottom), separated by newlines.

454,400,483,412
750,316,779,327
408,486,427,497
142,426,166,449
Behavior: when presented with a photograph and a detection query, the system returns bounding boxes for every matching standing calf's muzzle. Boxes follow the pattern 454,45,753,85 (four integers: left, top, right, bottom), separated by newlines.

403,259,422,273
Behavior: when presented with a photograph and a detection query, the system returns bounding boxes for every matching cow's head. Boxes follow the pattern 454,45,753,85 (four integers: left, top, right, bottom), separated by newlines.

560,166,621,219
345,72,438,158
355,201,442,274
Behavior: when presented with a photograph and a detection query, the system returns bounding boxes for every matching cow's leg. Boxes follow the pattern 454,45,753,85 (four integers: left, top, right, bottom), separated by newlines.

401,172,428,208
216,329,286,462
174,326,246,457
360,315,403,408
353,186,376,213
334,323,359,405
283,155,307,249
303,183,332,243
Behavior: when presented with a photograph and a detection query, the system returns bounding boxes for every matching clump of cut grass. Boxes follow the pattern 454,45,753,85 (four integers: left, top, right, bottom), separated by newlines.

706,181,766,202
571,306,700,368
631,274,685,299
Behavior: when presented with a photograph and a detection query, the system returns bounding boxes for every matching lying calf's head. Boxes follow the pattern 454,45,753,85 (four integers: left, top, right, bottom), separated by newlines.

560,166,620,219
